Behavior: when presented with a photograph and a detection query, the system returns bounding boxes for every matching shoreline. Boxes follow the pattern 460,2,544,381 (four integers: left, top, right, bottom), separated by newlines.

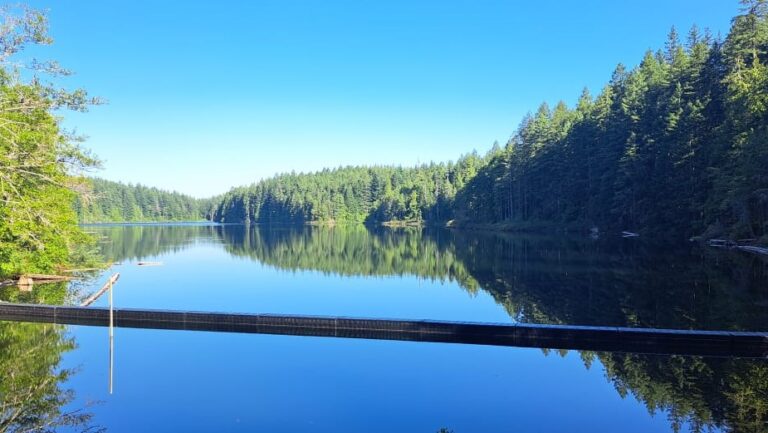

78,219,768,250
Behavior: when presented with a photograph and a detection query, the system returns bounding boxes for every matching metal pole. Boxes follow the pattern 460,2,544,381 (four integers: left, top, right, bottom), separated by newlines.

109,278,114,394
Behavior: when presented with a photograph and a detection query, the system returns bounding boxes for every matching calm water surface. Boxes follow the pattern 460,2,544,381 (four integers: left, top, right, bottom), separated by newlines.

2,224,768,432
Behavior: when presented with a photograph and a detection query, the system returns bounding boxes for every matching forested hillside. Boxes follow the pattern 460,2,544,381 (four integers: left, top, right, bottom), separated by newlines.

210,152,492,224
208,4,768,242
75,178,210,223
455,3,768,240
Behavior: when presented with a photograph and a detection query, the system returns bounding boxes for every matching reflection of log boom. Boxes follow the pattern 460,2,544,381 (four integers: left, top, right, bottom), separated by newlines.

14,274,73,292
24,274,73,282
708,239,768,256
738,245,768,256
26,274,73,283
63,268,103,273
81,273,120,307
17,276,33,291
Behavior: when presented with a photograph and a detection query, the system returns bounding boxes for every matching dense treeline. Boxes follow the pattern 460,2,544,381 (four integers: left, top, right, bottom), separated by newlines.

209,3,768,243
456,3,768,240
75,178,211,223
210,153,490,224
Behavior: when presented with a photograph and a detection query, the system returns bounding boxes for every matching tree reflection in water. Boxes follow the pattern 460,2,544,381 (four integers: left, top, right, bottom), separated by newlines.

0,282,102,433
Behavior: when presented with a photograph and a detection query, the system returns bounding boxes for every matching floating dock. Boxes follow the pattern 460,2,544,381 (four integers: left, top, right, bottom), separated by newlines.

0,303,765,358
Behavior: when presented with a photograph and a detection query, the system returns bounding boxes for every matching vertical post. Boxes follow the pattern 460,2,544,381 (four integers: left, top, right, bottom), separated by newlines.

109,277,114,395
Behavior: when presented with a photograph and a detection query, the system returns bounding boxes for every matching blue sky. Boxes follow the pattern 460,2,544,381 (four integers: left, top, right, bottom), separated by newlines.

26,1,738,197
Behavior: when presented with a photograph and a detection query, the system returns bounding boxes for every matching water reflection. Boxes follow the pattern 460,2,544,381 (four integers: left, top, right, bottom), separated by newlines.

597,353,768,433
95,224,768,331
0,322,104,433
0,283,101,432
88,224,768,433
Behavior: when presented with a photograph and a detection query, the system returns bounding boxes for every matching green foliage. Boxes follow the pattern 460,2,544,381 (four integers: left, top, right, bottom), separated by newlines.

0,6,100,278
75,178,211,223
210,153,492,225
453,7,768,239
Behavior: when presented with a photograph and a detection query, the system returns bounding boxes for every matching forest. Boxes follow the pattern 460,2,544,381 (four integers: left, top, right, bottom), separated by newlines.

75,178,211,223
202,3,768,243
209,152,489,225
453,8,768,240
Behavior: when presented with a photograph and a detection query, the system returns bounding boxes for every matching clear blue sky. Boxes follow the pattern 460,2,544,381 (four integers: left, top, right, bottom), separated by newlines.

26,0,738,197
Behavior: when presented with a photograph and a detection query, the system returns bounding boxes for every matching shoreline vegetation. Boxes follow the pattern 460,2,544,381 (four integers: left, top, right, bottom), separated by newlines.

72,174,768,249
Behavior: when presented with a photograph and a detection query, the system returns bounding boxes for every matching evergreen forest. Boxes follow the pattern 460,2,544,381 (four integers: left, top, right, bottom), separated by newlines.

201,4,768,242
75,178,211,223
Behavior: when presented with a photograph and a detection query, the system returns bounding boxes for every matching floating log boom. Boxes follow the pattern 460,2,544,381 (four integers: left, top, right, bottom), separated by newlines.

0,302,766,358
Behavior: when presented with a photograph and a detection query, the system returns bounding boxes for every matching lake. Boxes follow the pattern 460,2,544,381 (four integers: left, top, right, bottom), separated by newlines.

2,224,768,432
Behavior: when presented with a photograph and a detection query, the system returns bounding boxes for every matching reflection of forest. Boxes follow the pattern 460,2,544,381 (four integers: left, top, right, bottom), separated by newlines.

94,224,768,433
96,224,768,330
0,285,101,432
93,224,218,262
596,352,768,433
220,225,481,291
449,233,768,331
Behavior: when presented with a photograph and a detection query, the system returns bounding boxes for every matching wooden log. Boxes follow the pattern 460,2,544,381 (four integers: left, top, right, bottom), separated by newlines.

80,273,120,307
25,274,73,282
137,262,163,267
